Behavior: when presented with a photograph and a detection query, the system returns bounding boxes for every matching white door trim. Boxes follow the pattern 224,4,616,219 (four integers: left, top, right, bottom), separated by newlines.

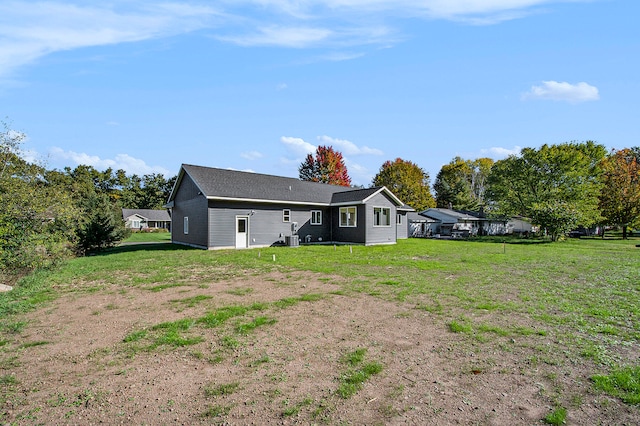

235,216,249,249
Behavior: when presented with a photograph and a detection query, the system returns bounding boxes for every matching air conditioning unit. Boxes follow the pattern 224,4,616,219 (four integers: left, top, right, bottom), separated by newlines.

285,235,299,247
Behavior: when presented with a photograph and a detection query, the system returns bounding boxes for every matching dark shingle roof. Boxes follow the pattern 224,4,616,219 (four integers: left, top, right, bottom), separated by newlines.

171,164,406,207
122,209,171,221
330,187,382,204
181,164,350,204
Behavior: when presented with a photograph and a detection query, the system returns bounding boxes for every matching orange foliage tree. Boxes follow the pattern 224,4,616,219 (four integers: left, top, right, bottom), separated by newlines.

298,145,351,187
598,148,640,239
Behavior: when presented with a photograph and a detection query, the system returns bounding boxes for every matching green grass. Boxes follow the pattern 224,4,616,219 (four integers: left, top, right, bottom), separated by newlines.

592,366,640,404
282,397,313,417
121,304,279,351
234,316,277,334
202,404,233,418
204,382,240,397
0,374,18,385
448,319,473,334
169,295,213,309
122,232,171,243
544,406,567,425
337,348,383,399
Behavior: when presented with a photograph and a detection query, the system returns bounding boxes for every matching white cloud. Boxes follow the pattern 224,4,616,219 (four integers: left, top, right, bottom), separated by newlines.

0,1,592,79
281,136,317,156
481,145,522,158
240,0,581,25
345,160,374,186
279,134,381,185
318,135,383,156
0,1,221,78
21,149,40,164
276,83,288,90
50,147,171,175
319,51,366,62
240,150,264,160
522,81,600,103
217,26,333,48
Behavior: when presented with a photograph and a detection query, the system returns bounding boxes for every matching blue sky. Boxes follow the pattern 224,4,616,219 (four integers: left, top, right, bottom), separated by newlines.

1,0,638,186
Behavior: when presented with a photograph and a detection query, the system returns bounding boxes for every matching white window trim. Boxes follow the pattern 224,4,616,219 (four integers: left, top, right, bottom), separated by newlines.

311,210,322,225
396,214,402,225
339,206,357,228
373,207,391,227
184,217,189,234
283,209,291,223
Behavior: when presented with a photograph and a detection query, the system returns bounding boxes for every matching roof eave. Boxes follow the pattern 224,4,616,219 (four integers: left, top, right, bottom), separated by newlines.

206,196,330,207
361,186,404,206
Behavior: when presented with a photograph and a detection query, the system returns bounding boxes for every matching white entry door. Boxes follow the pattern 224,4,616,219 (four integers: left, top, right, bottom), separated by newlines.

235,216,249,249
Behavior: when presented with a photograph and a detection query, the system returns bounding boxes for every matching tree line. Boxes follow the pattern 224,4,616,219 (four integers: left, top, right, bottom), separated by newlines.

0,121,175,275
301,143,640,241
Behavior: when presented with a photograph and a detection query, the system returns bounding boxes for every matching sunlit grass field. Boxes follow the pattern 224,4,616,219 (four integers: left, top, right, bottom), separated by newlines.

121,230,171,243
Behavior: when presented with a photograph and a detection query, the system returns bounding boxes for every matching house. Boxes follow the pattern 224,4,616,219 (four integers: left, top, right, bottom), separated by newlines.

164,164,413,249
418,208,509,237
507,217,536,235
419,208,482,237
122,209,171,231
407,212,439,237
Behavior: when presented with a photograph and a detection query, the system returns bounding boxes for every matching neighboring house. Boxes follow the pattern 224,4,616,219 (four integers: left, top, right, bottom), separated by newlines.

418,208,509,237
164,164,413,250
507,217,536,235
407,212,439,237
419,208,482,237
122,209,171,231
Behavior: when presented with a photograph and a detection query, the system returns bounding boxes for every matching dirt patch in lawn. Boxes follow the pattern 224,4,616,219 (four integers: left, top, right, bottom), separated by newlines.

1,270,638,425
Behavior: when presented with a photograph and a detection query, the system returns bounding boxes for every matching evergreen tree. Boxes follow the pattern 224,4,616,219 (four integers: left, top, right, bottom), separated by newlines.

76,192,126,254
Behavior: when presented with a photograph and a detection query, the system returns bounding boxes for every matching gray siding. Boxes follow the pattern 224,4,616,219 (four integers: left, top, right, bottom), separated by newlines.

364,193,397,245
208,201,332,248
171,174,208,248
331,205,366,244
397,211,409,239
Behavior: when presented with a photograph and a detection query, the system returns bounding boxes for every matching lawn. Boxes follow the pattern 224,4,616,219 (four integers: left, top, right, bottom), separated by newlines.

1,237,639,424
121,230,171,243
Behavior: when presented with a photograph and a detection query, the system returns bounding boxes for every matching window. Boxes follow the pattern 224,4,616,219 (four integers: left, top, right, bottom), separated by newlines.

283,209,291,222
183,217,189,234
132,220,140,229
339,207,357,227
373,207,391,227
311,210,322,225
396,214,402,225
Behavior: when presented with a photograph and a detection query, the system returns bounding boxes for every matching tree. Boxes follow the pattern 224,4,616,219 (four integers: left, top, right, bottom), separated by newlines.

434,157,493,210
372,158,435,211
75,192,127,254
530,201,580,242
299,146,351,187
0,121,78,271
598,148,640,239
486,141,607,241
